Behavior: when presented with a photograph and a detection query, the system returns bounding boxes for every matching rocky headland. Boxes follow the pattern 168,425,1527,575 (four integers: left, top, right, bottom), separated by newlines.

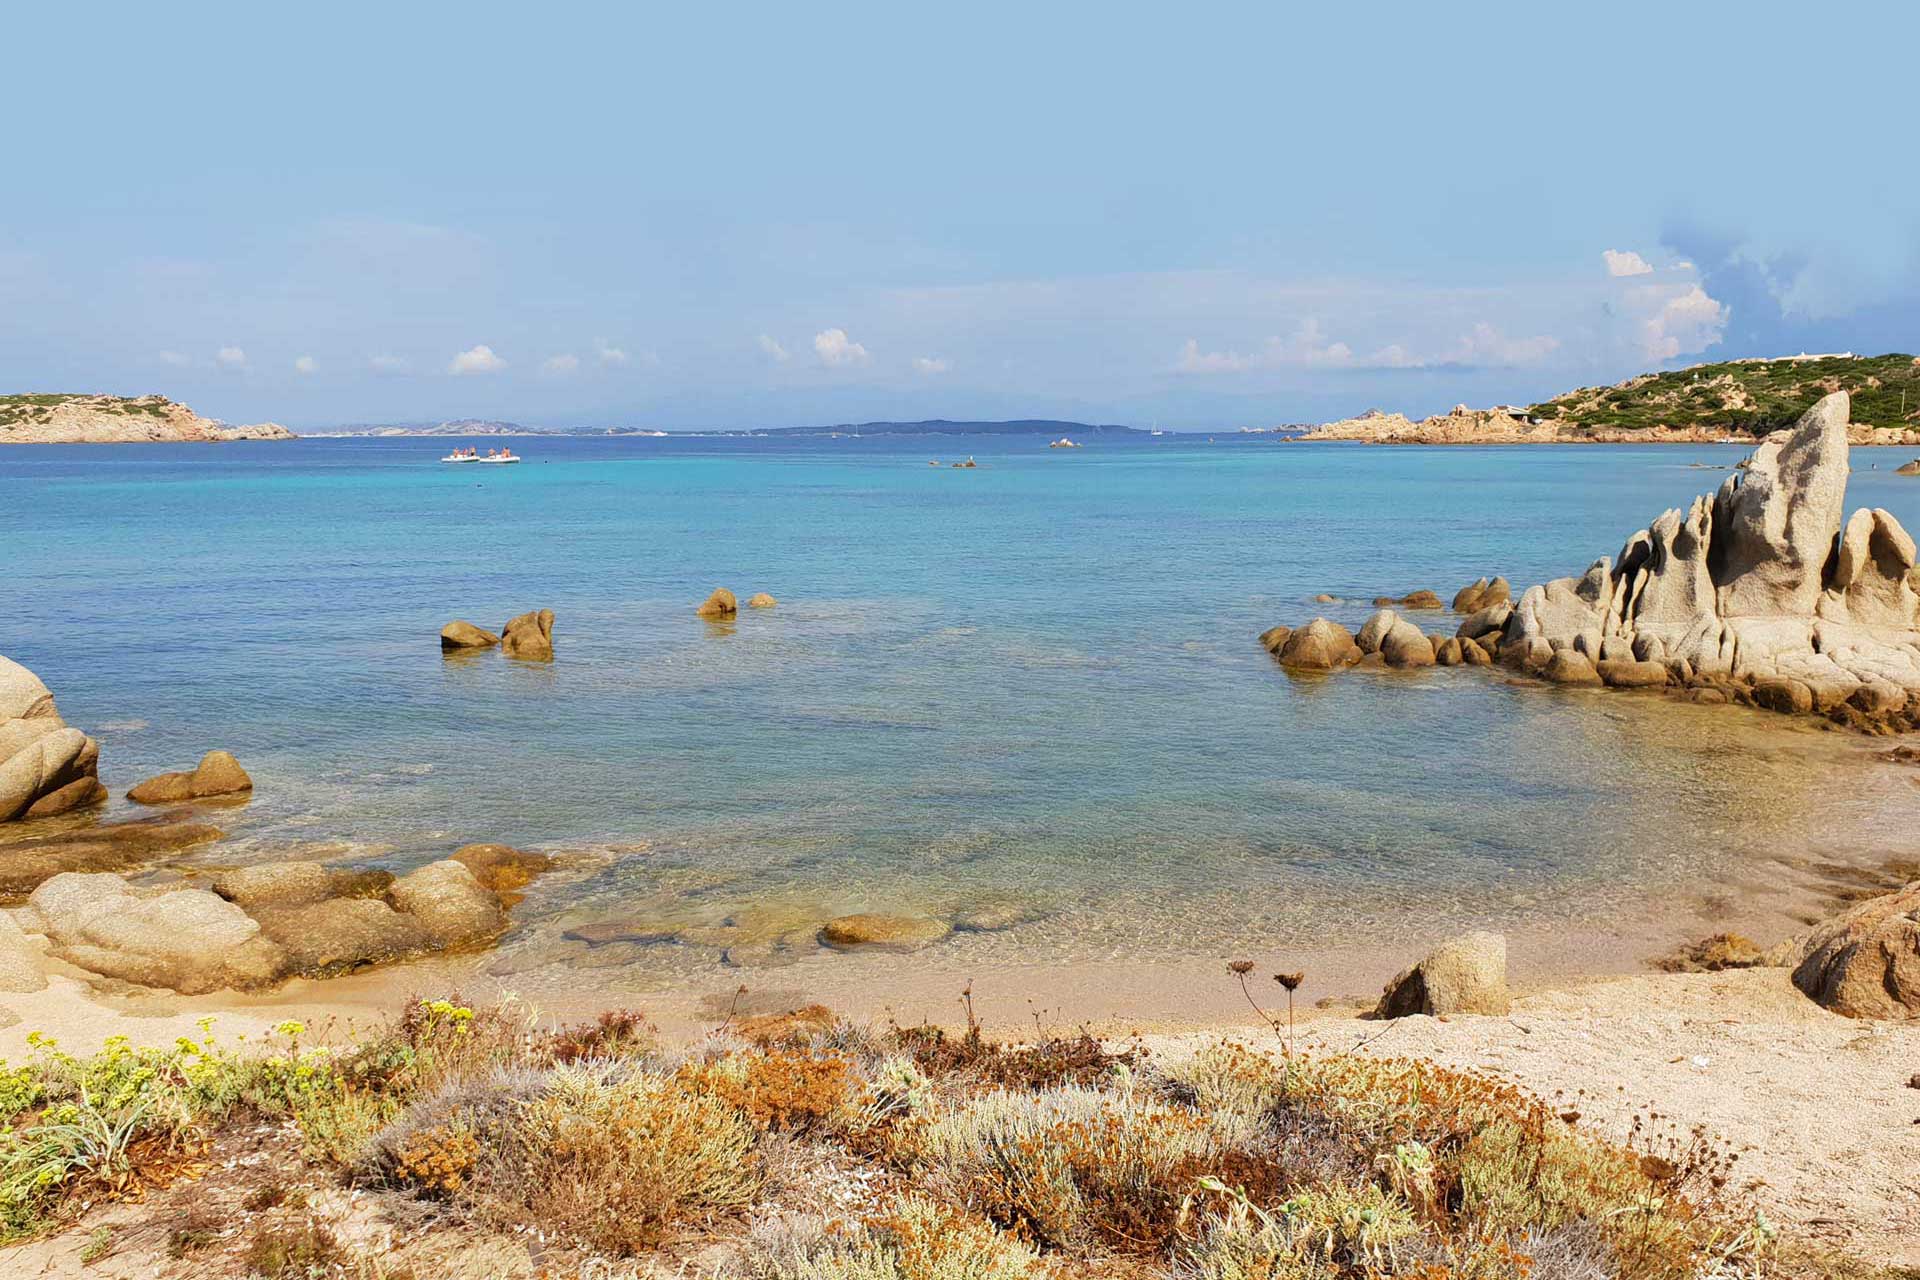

1269,392,1920,734
0,393,292,444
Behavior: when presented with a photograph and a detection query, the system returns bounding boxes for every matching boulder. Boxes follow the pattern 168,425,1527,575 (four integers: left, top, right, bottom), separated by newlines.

696,588,739,619
24,873,288,994
127,750,253,805
0,818,224,899
1451,578,1492,613
440,620,500,650
746,593,778,608
1459,637,1493,666
211,861,394,912
251,898,433,977
1374,931,1510,1018
0,656,104,823
386,860,507,948
1380,621,1436,668
1356,609,1399,655
0,912,48,993
450,842,552,893
818,913,952,951
501,609,555,661
1398,590,1444,610
1792,882,1920,1018
1752,678,1814,715
1433,637,1464,666
1257,625,1292,654
1274,619,1361,671
1543,650,1602,686
1596,659,1669,689
1455,602,1513,640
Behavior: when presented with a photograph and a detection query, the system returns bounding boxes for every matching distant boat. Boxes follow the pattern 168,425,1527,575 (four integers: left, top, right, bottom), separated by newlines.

1048,437,1081,449
441,449,480,463
476,449,521,464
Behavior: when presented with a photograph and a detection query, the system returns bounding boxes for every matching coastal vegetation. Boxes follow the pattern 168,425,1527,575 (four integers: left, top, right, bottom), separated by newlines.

1528,353,1920,436
0,393,170,429
0,992,1822,1278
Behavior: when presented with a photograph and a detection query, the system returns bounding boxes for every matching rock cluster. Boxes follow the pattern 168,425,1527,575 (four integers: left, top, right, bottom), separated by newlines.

3,842,548,994
127,750,253,805
0,656,106,821
1500,393,1920,726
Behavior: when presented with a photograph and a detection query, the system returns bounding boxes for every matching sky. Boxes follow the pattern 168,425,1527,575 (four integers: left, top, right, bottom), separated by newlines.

4,2,1917,431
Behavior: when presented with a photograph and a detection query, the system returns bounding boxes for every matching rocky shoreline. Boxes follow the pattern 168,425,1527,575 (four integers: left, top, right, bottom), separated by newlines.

0,393,292,444
1296,400,1920,446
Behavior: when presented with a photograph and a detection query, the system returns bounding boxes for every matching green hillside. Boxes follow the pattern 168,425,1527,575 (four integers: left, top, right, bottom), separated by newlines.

1529,353,1920,435
0,393,171,428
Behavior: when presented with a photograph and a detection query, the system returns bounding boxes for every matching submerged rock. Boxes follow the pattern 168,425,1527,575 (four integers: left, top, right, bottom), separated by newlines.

440,620,500,650
501,609,556,661
1792,881,1920,1019
127,750,253,805
0,817,224,899
696,588,739,619
0,656,105,823
1374,931,1510,1018
746,592,778,608
819,912,951,950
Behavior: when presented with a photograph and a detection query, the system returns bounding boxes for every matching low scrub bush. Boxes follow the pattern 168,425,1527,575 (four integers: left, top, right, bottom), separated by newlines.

735,1197,1048,1279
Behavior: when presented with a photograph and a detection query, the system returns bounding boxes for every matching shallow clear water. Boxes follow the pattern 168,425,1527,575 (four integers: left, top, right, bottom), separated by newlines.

5,435,1916,992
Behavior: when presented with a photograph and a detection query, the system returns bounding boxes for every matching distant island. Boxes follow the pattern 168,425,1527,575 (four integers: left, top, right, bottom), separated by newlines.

305,419,669,438
1296,352,1920,444
0,394,292,445
724,418,1144,438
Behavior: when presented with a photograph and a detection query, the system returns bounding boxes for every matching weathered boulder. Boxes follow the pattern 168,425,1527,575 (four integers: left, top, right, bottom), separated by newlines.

1596,659,1669,689
1752,678,1814,715
451,842,552,893
1434,637,1465,666
1460,637,1493,666
440,620,500,650
211,861,394,912
746,593,778,609
1544,650,1602,686
1375,931,1510,1018
696,588,739,619
501,609,556,661
0,817,224,899
1257,625,1292,654
24,873,288,994
1792,882,1920,1018
1451,578,1491,613
1381,622,1436,668
1455,602,1513,640
386,860,507,948
1356,610,1399,655
1275,619,1361,671
0,656,104,823
127,750,253,805
251,898,433,977
819,913,952,951
0,912,48,993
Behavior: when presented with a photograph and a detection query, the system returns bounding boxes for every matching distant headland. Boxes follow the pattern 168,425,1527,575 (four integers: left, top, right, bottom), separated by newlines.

0,394,292,444
1296,352,1920,445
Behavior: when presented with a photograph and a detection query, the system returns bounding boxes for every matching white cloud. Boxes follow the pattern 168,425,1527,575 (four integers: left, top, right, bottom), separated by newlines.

757,334,791,362
293,355,317,375
449,344,506,375
1603,249,1655,277
215,345,247,370
541,353,581,375
813,327,871,367
912,355,951,375
158,350,190,367
369,354,410,374
1177,319,1356,373
594,339,630,368
1640,284,1728,361
1440,322,1561,368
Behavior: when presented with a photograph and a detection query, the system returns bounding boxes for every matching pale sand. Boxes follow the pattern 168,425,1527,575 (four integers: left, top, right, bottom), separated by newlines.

2,959,1914,1266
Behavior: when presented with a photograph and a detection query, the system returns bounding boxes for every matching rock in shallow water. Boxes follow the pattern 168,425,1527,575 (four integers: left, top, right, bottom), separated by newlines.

1275,618,1361,671
0,656,105,823
440,620,500,650
819,912,952,950
127,750,253,805
501,609,556,660
696,588,738,619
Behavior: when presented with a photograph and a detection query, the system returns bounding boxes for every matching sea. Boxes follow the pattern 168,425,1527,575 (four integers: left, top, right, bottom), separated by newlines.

6,432,1916,1017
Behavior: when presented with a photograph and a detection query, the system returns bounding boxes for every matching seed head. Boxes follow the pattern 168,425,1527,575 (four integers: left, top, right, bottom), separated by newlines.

1227,959,1255,976
1274,971,1305,992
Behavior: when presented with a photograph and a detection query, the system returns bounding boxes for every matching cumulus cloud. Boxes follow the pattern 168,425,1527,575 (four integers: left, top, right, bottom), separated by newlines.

449,344,506,375
541,353,580,375
293,355,317,375
215,345,247,370
813,327,871,367
912,355,951,375
1639,284,1729,361
158,350,190,367
1603,249,1655,277
1177,319,1356,374
594,339,629,368
757,334,791,363
369,354,410,374
1440,322,1561,368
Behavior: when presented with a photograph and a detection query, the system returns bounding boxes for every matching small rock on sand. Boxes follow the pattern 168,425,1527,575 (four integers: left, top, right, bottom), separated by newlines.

1792,881,1920,1019
1375,930,1510,1018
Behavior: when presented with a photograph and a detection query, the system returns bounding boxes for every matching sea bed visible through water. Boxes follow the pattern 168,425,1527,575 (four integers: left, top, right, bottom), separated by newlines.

4,434,1918,1029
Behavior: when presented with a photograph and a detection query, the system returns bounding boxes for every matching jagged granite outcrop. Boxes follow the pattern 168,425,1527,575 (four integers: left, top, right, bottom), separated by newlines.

0,394,292,444
1500,393,1920,720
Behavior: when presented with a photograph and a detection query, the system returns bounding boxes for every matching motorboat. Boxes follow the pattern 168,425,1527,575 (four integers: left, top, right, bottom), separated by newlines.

476,450,521,464
441,450,480,463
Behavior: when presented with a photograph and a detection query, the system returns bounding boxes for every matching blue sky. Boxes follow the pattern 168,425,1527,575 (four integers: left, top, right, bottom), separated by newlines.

4,2,1916,430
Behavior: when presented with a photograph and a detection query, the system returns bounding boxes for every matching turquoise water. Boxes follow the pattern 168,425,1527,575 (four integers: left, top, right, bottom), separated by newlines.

5,436,1916,989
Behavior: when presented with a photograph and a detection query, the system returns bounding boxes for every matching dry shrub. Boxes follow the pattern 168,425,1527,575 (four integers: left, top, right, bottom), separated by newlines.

490,1067,762,1255
890,1025,1135,1093
906,1083,1267,1254
739,1196,1049,1279
243,1219,342,1278
548,1008,656,1064
392,1124,481,1194
1175,1182,1419,1279
685,1051,859,1133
